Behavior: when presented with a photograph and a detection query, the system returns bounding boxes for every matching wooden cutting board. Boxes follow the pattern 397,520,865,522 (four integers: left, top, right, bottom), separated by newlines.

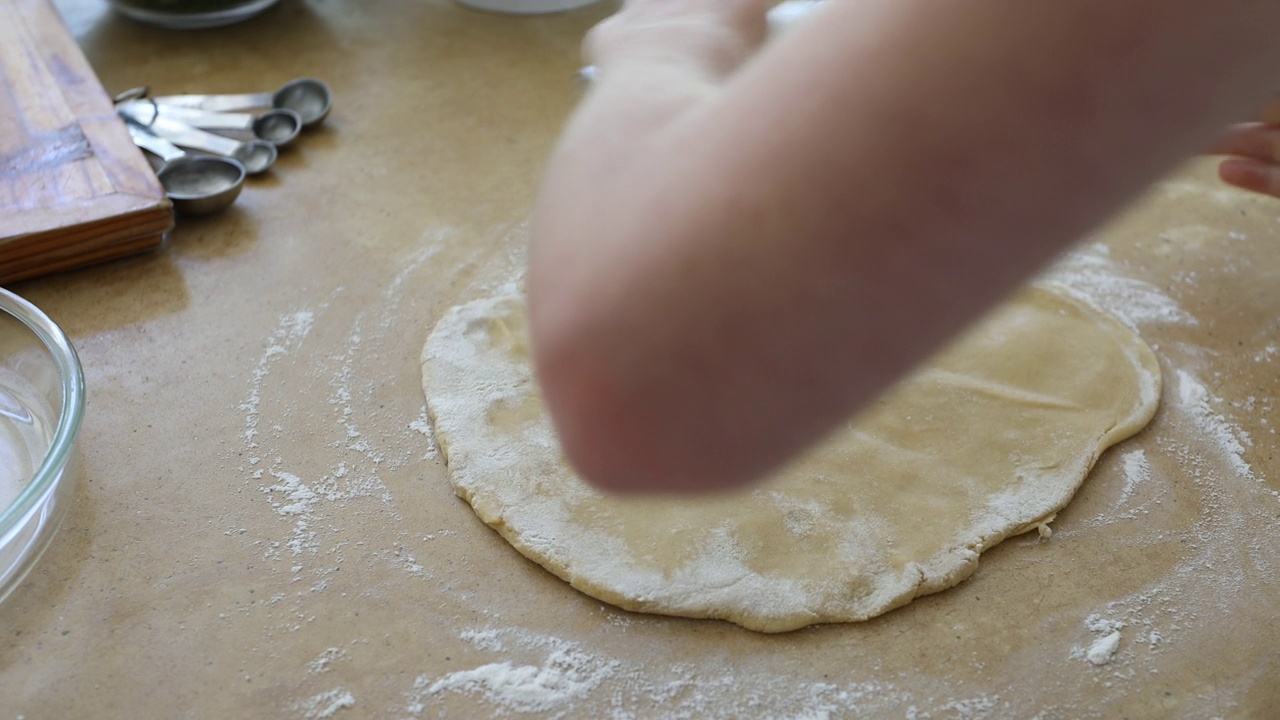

0,0,173,284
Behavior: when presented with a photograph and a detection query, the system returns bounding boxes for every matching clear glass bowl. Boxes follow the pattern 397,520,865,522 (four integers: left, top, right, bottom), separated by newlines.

0,288,84,606
109,0,282,29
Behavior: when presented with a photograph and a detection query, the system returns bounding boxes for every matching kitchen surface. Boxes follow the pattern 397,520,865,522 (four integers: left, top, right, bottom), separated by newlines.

3,1,1280,717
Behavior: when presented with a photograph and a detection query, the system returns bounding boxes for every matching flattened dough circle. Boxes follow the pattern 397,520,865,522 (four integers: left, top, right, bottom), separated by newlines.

421,287,1160,632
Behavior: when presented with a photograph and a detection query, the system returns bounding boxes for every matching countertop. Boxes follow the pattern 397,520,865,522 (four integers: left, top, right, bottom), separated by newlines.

4,1,1279,717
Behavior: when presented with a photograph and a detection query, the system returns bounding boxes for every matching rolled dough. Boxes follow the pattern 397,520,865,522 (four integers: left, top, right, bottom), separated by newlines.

421,286,1160,632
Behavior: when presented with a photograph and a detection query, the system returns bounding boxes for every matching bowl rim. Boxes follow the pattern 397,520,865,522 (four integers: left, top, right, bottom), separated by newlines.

0,287,85,532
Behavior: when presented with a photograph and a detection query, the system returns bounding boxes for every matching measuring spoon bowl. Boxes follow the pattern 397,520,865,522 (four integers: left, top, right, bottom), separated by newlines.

271,78,331,128
159,156,246,216
226,139,277,175
124,121,246,215
251,108,303,146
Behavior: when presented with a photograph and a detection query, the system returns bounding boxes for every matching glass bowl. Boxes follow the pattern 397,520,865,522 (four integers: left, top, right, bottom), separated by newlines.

0,288,84,606
108,0,282,29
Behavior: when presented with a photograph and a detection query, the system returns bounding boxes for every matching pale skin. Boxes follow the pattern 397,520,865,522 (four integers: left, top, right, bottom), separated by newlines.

1212,95,1280,195
528,0,1280,494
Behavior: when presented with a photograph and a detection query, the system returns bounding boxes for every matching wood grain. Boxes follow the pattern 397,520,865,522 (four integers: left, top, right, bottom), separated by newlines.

0,0,172,283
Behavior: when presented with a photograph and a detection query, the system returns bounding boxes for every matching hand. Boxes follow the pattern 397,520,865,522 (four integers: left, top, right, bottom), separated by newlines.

1210,96,1280,198
584,0,773,80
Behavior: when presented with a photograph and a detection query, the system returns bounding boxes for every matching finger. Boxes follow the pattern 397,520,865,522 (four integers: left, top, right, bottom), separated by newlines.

1206,122,1280,161
1218,157,1280,199
1259,96,1280,124
585,0,773,70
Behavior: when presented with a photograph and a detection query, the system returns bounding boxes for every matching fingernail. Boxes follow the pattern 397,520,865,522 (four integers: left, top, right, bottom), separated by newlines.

1219,159,1266,191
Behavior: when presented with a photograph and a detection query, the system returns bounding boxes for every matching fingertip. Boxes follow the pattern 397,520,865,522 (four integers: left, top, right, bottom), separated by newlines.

1218,158,1270,194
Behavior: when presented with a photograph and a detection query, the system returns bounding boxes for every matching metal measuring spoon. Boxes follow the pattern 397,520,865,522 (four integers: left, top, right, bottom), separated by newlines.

151,78,333,129
125,123,246,216
118,103,277,174
120,100,302,147
243,108,303,146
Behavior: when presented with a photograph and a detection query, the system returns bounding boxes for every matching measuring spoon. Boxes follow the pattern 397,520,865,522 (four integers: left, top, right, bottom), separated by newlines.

125,123,246,216
151,78,333,129
118,103,277,174
120,100,302,147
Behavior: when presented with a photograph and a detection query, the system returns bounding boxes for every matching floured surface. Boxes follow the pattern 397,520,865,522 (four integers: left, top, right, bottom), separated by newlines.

422,287,1160,631
8,3,1280,716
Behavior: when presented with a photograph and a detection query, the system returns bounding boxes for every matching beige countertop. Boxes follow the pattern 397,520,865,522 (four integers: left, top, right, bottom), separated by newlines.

4,1,1279,717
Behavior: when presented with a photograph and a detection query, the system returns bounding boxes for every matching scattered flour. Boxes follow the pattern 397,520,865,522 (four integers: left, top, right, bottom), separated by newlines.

1071,616,1126,667
387,544,428,577
1175,371,1254,481
409,642,616,716
1118,449,1150,507
295,688,355,719
405,629,909,719
1085,615,1124,636
308,647,348,675
461,628,507,653
240,309,318,447
939,695,1003,717
378,243,444,331
1085,631,1122,666
409,407,439,461
1043,243,1197,330
239,240,458,574
259,467,341,558
226,235,459,652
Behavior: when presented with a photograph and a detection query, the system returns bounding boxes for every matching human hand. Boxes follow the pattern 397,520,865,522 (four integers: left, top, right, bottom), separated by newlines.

584,0,773,80
1209,96,1280,198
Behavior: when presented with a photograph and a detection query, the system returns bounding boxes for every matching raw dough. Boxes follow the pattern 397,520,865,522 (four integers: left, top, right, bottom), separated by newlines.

421,286,1160,632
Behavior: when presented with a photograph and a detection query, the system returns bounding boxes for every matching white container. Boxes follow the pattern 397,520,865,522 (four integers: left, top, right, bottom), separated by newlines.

455,0,603,14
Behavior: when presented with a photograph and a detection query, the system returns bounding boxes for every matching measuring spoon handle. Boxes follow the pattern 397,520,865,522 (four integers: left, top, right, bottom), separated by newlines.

123,120,186,163
150,91,274,113
121,110,277,174
130,113,246,158
119,100,257,131
157,104,257,131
